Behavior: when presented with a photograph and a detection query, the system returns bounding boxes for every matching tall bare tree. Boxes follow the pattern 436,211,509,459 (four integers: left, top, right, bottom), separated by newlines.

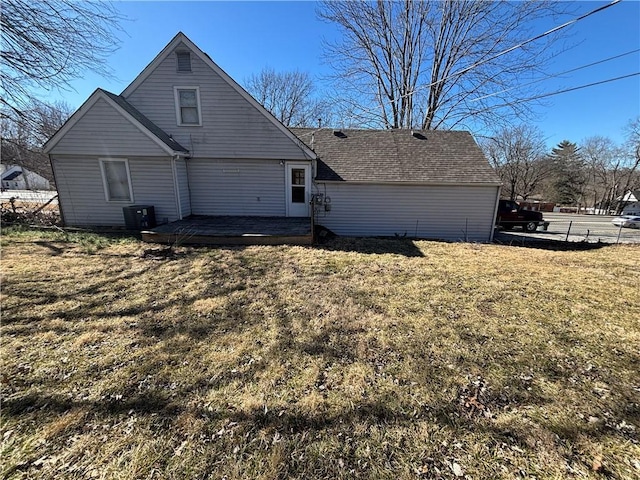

0,0,123,125
581,136,623,213
244,68,333,127
1,101,73,184
318,0,573,130
481,125,550,201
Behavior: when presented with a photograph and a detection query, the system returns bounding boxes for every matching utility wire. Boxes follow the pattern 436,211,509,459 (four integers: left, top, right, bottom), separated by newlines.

471,48,640,102
462,72,640,119
507,72,639,102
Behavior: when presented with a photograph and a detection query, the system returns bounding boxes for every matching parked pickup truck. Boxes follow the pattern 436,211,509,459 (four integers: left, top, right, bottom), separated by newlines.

496,199,545,232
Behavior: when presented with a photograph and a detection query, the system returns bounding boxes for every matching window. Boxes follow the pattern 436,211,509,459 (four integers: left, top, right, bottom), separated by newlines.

99,159,133,202
291,168,305,203
174,86,202,126
176,51,191,72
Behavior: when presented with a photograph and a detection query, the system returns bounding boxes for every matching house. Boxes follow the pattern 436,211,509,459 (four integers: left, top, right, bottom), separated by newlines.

291,129,501,241
44,32,501,243
621,190,640,215
1,165,51,191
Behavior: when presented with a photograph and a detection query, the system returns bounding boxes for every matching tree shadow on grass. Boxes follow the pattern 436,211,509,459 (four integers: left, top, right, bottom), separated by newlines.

493,233,612,251
316,235,425,257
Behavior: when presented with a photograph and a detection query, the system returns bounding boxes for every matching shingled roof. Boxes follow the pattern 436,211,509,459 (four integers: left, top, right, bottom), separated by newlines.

100,89,189,154
290,128,500,184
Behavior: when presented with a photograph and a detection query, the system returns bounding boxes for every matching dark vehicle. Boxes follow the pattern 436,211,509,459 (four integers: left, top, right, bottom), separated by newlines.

496,199,545,232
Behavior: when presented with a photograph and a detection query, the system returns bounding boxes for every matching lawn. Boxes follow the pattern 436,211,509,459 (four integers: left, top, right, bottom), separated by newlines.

1,229,639,479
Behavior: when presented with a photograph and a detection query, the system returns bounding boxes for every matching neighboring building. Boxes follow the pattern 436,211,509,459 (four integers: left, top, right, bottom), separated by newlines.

44,32,500,242
621,190,640,215
1,165,51,191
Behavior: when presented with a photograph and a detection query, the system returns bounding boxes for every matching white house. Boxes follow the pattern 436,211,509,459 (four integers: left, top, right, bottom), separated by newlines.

44,32,501,243
1,165,51,191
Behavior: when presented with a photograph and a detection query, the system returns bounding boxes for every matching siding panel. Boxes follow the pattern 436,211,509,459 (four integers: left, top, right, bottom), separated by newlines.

125,42,309,160
50,99,167,157
187,159,286,216
52,156,178,226
315,183,499,242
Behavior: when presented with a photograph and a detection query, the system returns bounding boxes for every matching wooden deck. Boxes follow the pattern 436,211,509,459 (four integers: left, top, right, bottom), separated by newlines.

141,216,313,246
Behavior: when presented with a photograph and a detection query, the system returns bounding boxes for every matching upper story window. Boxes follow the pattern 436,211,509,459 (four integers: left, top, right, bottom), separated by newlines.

176,51,191,73
99,158,133,202
173,86,202,126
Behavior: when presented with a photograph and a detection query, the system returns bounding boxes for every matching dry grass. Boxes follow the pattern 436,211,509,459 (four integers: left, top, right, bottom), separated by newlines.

1,229,639,479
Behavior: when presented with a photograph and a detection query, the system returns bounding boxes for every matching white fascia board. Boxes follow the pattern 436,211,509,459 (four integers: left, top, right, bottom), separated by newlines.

121,32,317,160
44,90,179,156
43,89,103,154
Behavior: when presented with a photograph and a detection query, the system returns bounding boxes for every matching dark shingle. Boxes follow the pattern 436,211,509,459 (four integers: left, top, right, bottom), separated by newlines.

290,128,500,184
100,89,189,153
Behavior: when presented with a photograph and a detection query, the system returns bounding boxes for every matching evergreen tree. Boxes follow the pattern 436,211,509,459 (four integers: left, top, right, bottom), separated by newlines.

547,140,587,206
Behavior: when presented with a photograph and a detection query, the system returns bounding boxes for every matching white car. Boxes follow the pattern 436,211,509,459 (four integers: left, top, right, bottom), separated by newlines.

611,215,640,229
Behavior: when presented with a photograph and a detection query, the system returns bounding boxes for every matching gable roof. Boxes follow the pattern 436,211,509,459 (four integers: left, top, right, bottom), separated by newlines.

100,90,188,153
44,89,188,155
121,32,316,160
291,128,501,185
1,166,23,181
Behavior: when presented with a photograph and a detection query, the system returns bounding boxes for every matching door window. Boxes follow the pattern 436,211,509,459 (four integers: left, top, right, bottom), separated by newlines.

291,168,305,203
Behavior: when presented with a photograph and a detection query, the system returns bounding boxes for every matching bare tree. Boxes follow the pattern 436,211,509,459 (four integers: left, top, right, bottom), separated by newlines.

244,68,333,128
1,101,73,184
0,0,123,124
615,117,640,213
581,136,623,213
318,0,573,130
481,125,550,201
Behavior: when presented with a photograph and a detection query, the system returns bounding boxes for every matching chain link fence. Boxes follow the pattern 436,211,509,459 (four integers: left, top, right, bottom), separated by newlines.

494,212,640,245
0,190,60,226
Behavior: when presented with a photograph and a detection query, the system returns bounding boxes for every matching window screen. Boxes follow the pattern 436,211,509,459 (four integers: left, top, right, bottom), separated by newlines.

178,89,200,125
101,160,131,201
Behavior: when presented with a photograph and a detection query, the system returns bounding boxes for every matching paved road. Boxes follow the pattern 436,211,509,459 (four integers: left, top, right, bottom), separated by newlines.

495,212,640,244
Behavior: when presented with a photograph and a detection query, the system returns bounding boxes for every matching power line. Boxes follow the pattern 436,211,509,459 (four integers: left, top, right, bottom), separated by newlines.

471,49,640,102
463,72,640,119
510,72,639,102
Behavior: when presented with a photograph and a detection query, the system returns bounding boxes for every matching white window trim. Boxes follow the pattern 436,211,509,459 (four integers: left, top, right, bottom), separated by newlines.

99,158,134,202
173,86,202,126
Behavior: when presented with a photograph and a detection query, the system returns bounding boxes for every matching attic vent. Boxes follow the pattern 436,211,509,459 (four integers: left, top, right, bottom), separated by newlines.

411,130,426,140
333,129,347,138
176,51,191,72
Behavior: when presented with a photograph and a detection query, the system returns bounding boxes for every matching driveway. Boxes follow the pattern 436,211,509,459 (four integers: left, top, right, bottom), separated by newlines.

495,212,640,244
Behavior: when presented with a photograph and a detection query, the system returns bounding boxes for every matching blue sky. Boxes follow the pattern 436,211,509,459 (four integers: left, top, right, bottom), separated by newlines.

41,1,640,148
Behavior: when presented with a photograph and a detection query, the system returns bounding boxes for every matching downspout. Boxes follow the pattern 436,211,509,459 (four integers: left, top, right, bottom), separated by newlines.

489,185,502,243
171,155,183,221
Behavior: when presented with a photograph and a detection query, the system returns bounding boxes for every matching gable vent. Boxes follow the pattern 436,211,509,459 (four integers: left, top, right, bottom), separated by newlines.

176,51,191,72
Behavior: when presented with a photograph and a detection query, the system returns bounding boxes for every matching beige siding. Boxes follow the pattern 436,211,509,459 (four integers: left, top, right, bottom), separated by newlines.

187,159,286,216
175,158,191,217
124,42,308,160
315,183,499,242
52,156,178,226
49,99,167,157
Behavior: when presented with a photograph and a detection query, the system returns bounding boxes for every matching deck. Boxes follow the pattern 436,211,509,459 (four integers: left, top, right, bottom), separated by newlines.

141,215,313,246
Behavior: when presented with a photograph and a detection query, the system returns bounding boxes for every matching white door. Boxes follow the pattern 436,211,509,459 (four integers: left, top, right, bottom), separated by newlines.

285,163,311,217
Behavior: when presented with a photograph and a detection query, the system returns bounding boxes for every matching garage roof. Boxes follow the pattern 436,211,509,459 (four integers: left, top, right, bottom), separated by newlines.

291,128,501,184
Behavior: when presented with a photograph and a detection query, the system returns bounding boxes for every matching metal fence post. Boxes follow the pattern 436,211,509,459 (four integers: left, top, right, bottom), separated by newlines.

565,221,572,242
